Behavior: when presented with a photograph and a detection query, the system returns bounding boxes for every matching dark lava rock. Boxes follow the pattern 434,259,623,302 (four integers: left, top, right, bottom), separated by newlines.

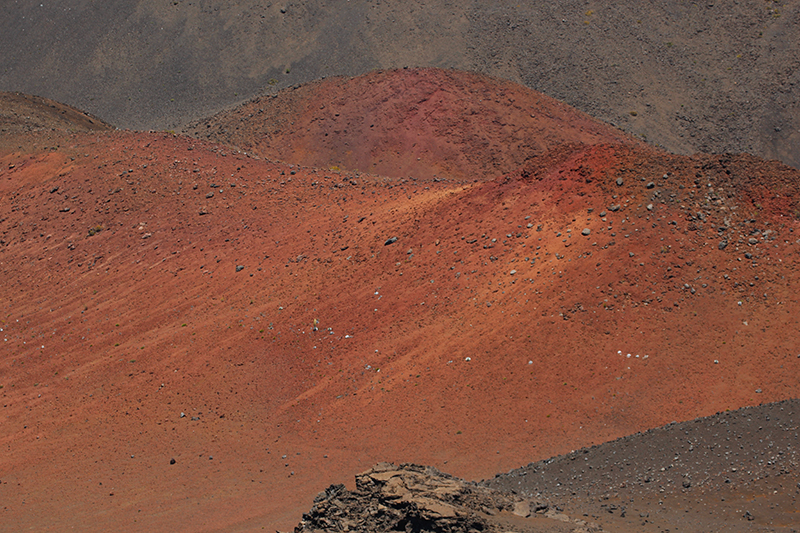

293,463,560,533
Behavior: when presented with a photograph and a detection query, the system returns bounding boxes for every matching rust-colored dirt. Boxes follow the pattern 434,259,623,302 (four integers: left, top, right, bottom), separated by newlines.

183,68,639,182
1,73,799,532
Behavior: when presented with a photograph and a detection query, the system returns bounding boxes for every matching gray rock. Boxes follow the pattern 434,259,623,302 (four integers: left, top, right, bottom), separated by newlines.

719,240,728,250
616,177,624,186
236,265,245,272
581,228,591,236
646,182,655,189
384,236,398,245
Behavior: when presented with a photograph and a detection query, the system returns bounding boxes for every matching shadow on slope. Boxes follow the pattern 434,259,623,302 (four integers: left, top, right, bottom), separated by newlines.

0,91,113,145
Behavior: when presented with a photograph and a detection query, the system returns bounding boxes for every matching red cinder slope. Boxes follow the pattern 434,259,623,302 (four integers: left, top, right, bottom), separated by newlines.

183,68,639,182
1,128,799,532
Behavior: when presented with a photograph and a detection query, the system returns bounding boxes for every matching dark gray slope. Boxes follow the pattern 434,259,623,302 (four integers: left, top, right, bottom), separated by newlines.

485,399,800,531
0,2,797,168
466,2,800,172
0,1,469,132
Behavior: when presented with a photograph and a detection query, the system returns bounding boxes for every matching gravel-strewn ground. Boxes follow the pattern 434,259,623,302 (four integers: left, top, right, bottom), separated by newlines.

487,399,800,531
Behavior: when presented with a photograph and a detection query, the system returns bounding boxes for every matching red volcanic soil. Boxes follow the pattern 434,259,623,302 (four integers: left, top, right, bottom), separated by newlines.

183,68,639,182
2,123,800,528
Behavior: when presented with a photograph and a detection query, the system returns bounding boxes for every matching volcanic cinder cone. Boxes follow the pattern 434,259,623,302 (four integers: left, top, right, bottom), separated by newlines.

182,68,638,182
1,71,799,531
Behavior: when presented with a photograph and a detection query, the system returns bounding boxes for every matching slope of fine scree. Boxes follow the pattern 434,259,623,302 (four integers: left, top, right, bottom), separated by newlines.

486,399,800,532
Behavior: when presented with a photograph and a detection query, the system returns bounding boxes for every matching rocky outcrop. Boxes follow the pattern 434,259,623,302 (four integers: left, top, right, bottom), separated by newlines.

293,462,601,533
294,462,523,532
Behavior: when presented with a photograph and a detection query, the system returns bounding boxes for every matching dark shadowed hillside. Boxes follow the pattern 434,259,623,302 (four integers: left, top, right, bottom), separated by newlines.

0,1,797,167
0,91,112,142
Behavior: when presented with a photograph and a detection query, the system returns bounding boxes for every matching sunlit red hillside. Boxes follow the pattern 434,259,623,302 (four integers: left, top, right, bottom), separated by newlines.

1,71,799,531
